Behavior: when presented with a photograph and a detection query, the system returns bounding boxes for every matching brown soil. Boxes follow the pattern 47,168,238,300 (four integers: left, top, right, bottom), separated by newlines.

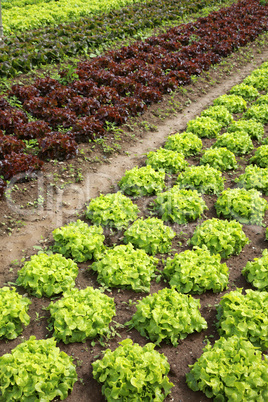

0,35,268,401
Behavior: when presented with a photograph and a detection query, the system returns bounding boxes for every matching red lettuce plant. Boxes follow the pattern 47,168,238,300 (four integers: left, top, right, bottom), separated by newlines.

0,109,28,134
134,84,162,104
0,152,43,180
0,135,26,158
67,97,100,116
33,77,62,96
41,108,77,129
9,84,40,101
96,105,129,125
38,132,78,160
0,96,12,110
70,80,97,96
49,87,77,107
14,121,52,140
23,97,58,118
70,116,105,142
115,97,147,115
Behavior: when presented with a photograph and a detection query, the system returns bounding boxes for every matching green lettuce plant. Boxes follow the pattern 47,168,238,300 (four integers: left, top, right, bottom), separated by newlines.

190,218,249,258
0,336,77,401
186,116,222,138
85,192,139,229
126,287,207,346
213,94,247,113
16,253,78,297
243,71,268,91
215,188,267,225
47,287,116,344
200,105,234,127
248,66,268,76
216,288,268,350
200,147,238,171
0,286,31,340
153,186,207,224
259,61,268,69
164,131,203,157
90,243,158,292
242,249,268,291
235,165,268,195
163,246,229,294
255,94,268,106
4,0,144,34
52,220,105,262
243,104,268,124
92,339,174,401
186,335,268,401
118,165,165,197
123,217,176,255
229,82,259,101
250,145,268,167
146,147,188,173
212,131,253,155
227,119,264,141
176,165,225,194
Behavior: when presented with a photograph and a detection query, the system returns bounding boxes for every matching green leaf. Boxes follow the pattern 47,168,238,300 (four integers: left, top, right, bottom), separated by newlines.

85,192,139,229
201,105,234,126
163,246,229,294
186,336,268,400
215,188,268,226
212,131,253,156
16,253,79,298
164,131,203,157
216,288,268,350
118,165,165,197
0,336,77,400
177,165,225,195
190,218,249,259
47,287,115,344
123,217,176,255
153,187,208,224
200,147,237,171
52,220,105,262
126,288,207,346
0,287,31,340
91,243,158,292
186,116,222,138
146,147,188,174
213,94,247,113
92,339,173,401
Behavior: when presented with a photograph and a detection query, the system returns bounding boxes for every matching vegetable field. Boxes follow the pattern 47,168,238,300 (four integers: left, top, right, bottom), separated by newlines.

1,0,268,401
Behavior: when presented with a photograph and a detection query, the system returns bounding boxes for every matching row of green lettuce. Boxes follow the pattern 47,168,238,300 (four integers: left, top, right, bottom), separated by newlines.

2,0,55,8
0,0,234,78
1,333,267,401
2,0,146,34
3,283,268,400
1,61,268,401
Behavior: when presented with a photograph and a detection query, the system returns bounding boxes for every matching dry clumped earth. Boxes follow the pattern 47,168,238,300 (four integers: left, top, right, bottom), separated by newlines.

0,36,268,401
